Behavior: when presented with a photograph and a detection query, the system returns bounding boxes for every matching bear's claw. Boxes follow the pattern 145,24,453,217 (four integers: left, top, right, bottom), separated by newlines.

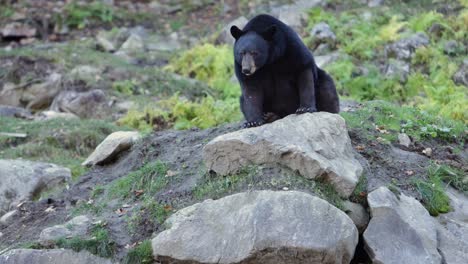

242,120,264,128
296,107,317,114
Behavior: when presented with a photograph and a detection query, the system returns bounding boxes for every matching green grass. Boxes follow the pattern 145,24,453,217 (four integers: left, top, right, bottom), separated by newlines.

341,101,467,144
307,3,468,122
0,116,126,179
61,1,114,29
349,174,368,205
127,196,173,234
122,240,153,264
428,164,467,194
193,166,345,210
411,167,452,216
55,224,115,258
108,160,168,199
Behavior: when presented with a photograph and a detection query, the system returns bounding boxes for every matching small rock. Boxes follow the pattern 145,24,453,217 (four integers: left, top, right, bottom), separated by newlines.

443,40,461,56
453,59,468,87
203,112,363,197
152,190,358,263
69,65,101,82
398,133,411,147
314,52,341,68
82,131,140,167
1,22,36,38
0,249,113,264
39,215,91,244
343,201,369,233
0,210,18,226
216,16,248,45
310,22,336,45
313,43,332,55
422,147,432,157
384,59,410,82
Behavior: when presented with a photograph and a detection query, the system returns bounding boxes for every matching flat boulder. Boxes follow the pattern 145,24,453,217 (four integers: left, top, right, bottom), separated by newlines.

203,112,363,197
0,249,112,264
363,187,441,264
0,159,71,216
152,190,358,264
82,131,140,166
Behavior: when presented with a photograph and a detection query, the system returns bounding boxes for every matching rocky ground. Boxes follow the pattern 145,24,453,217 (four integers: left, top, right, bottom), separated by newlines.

0,0,467,264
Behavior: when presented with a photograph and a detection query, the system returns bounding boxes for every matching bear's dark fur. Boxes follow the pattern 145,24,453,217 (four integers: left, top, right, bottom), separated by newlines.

231,14,339,128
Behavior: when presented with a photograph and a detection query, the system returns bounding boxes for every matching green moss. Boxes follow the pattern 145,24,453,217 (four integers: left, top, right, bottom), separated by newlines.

108,160,168,199
412,172,451,216
55,225,115,258
349,174,368,205
122,240,153,264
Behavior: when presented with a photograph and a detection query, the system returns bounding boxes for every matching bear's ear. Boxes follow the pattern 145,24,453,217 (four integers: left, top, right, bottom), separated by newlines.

261,25,276,41
230,26,244,40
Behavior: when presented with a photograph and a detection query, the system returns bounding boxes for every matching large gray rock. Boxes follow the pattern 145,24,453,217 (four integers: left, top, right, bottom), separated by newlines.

363,187,441,264
50,89,110,119
0,249,112,264
0,159,71,217
152,190,358,264
203,113,363,197
216,16,248,45
82,131,140,167
385,33,429,61
39,215,91,244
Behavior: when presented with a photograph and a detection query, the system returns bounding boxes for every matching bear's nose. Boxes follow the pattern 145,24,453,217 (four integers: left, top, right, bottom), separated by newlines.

242,69,250,74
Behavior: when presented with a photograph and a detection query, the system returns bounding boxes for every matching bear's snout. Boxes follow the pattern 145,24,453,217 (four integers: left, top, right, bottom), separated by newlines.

241,53,256,75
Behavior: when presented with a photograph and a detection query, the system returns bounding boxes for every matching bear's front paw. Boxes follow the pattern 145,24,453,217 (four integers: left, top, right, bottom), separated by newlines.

242,120,265,128
296,107,317,114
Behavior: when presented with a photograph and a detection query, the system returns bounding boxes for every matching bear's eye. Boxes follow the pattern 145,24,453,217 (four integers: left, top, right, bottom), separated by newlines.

251,51,258,57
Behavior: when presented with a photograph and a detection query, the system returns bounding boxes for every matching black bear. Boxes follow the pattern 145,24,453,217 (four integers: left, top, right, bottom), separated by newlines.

231,14,339,128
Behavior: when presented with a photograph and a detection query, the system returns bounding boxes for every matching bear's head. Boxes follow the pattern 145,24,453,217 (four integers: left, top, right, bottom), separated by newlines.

230,25,276,76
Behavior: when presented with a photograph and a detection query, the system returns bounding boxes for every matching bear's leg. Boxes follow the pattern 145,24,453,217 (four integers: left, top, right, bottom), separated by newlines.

316,68,340,113
296,68,318,114
240,88,265,128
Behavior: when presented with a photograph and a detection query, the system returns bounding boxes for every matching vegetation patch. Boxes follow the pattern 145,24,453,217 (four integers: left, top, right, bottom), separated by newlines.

55,224,115,258
341,101,466,144
411,167,452,216
0,116,126,179
108,160,168,199
428,164,467,194
122,240,153,264
193,166,345,210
